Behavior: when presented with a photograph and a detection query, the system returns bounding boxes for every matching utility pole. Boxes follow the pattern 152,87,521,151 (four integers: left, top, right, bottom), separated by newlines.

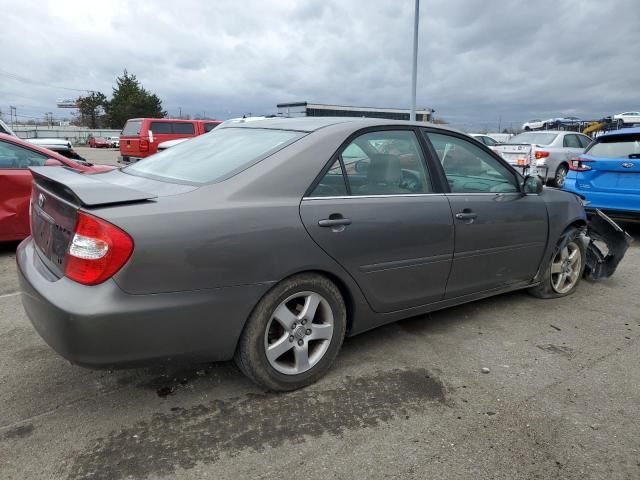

10,105,17,129
410,0,420,122
179,107,182,119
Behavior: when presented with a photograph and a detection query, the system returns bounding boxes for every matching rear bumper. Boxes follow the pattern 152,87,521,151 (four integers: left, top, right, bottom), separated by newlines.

563,179,640,220
17,237,271,368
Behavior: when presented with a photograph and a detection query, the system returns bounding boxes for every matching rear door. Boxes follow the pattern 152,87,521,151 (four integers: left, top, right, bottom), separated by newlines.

300,128,454,313
423,130,548,298
0,140,49,240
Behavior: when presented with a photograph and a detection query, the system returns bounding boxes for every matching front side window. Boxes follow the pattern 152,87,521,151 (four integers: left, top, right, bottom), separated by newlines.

125,127,304,184
426,132,519,193
341,130,432,195
0,141,48,169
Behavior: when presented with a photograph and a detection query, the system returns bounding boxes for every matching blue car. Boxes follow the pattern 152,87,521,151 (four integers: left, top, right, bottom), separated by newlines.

564,127,640,221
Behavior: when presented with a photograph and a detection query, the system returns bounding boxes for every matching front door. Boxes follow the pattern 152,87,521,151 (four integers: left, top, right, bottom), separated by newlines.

300,129,454,313
423,131,549,299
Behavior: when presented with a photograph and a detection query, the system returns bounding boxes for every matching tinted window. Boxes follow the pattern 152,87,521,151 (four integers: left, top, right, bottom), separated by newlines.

150,122,172,134
121,120,142,136
426,132,519,193
204,123,219,133
126,127,303,184
508,132,558,145
310,159,348,197
587,134,640,158
172,122,195,134
563,134,581,148
340,130,432,195
0,141,48,169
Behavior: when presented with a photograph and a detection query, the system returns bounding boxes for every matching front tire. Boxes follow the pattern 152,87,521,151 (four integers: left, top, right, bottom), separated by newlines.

234,273,346,391
529,227,585,299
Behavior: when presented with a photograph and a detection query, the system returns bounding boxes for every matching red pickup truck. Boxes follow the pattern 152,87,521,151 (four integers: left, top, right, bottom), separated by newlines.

118,118,221,164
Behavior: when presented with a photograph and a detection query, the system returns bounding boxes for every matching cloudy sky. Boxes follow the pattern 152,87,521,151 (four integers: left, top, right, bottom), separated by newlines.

1,0,639,130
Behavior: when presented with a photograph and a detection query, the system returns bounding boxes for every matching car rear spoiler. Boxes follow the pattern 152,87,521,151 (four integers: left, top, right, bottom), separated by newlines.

29,166,157,207
584,209,634,280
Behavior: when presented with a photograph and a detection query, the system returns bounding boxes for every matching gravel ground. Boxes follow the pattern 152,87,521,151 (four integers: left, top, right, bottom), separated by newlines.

0,147,638,479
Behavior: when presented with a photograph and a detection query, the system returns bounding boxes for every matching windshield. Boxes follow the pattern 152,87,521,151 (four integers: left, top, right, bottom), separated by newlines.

508,132,557,145
125,127,304,184
587,134,640,158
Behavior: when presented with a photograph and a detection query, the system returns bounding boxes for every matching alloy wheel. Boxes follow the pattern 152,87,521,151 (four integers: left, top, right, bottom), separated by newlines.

264,291,334,375
555,166,568,187
550,241,582,294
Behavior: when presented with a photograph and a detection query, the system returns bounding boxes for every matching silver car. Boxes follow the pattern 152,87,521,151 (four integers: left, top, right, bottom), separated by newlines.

495,131,592,187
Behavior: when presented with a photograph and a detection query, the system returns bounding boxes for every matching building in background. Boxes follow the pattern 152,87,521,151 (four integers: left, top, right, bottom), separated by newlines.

276,101,433,122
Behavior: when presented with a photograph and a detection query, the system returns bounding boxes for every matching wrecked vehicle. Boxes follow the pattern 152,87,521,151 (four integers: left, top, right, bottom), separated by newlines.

0,133,113,242
16,118,632,391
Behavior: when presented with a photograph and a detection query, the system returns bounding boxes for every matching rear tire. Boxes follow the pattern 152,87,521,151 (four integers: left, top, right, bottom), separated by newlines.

529,227,585,299
234,273,346,391
551,164,568,188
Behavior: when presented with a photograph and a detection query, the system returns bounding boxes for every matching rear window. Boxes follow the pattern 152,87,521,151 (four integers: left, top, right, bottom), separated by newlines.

121,120,142,136
508,132,558,145
125,127,304,184
587,134,640,158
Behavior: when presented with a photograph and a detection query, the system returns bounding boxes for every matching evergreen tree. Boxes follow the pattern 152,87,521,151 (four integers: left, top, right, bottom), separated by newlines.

106,70,166,129
76,91,107,128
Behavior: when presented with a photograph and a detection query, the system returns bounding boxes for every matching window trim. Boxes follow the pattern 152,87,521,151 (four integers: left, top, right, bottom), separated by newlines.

304,125,443,198
420,127,523,194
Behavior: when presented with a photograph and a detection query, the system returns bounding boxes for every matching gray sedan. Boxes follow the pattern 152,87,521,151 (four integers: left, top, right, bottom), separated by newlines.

17,118,628,391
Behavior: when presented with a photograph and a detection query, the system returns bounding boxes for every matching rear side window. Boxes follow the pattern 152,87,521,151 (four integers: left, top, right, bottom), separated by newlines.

172,122,195,134
587,134,640,158
204,123,219,133
577,135,592,148
121,120,142,136
563,135,581,148
0,141,48,168
310,159,348,197
150,122,172,134
125,127,304,184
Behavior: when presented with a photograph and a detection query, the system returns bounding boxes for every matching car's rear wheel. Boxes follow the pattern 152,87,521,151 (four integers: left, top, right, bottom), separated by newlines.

529,227,585,299
234,273,346,391
552,164,568,188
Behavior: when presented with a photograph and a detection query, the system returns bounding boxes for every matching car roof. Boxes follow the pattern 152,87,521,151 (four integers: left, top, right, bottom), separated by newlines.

599,127,640,138
219,116,461,134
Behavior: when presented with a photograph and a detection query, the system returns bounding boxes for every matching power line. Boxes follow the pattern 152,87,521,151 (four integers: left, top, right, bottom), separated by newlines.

0,68,94,93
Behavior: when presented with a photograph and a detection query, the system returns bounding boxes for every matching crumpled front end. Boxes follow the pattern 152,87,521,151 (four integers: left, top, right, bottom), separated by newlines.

584,209,634,280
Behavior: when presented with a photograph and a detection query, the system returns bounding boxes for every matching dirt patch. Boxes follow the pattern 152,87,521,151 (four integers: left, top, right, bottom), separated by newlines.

537,344,575,358
2,423,34,441
67,368,447,480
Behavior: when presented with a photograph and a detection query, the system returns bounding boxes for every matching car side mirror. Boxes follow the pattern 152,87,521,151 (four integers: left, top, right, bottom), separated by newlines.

523,175,543,194
44,158,63,167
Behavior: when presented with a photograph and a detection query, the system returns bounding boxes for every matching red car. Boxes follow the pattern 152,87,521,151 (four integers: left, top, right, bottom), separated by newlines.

88,136,110,148
0,133,114,242
119,118,221,164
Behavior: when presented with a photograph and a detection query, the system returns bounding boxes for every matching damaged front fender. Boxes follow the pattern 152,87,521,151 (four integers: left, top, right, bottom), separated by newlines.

584,209,634,280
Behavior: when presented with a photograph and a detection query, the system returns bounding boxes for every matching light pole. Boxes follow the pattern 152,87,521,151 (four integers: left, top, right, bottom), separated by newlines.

410,0,420,122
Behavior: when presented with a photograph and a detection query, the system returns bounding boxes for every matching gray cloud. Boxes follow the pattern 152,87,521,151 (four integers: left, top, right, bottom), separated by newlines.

1,0,638,130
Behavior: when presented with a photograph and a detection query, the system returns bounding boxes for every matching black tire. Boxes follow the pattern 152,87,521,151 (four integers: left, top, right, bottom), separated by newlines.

234,273,346,391
551,163,568,188
529,227,586,299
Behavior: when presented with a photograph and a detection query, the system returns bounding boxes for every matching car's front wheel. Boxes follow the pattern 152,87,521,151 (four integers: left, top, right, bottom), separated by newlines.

529,227,586,299
234,273,346,391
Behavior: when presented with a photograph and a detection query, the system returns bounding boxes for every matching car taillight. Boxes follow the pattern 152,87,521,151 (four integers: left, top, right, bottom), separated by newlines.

140,139,149,152
535,151,549,159
569,157,593,172
64,211,134,285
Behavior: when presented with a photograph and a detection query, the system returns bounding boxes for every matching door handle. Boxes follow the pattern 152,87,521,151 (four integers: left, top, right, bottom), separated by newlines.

455,210,478,222
318,218,352,227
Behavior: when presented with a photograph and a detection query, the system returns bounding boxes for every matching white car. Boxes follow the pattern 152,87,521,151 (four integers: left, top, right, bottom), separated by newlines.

108,136,120,148
613,112,640,124
469,134,500,151
521,119,546,131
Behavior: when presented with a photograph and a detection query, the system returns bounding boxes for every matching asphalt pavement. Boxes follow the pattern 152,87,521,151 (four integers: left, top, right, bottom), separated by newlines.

0,147,638,480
